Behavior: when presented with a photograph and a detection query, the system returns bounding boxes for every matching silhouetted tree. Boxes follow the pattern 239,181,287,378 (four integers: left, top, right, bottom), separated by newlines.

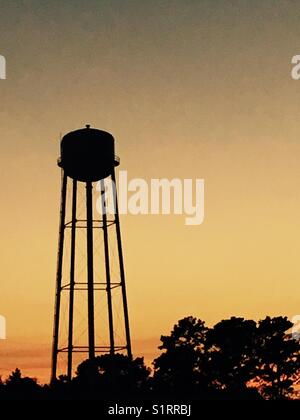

0,314,299,400
2,368,41,400
153,316,208,397
73,354,150,399
205,317,258,394
254,316,300,400
48,374,72,400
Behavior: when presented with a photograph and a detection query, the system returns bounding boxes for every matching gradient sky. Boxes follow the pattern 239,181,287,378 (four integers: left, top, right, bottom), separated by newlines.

1,0,300,382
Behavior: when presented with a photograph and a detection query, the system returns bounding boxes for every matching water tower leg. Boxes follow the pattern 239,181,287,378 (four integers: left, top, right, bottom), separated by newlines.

112,169,132,359
67,180,77,380
86,182,95,359
100,178,115,355
51,171,67,382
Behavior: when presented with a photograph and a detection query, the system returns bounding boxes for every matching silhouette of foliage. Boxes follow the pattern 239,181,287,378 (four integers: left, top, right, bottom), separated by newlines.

205,317,258,392
0,315,299,400
73,354,150,399
0,368,41,400
254,316,300,399
153,316,208,397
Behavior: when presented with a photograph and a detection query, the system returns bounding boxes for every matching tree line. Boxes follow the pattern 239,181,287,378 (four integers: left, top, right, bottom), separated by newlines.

0,315,299,400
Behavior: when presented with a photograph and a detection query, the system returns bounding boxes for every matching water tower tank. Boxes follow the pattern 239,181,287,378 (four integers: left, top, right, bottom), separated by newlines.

58,125,119,182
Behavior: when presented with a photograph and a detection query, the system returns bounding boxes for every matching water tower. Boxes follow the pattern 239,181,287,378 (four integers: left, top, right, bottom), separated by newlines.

51,125,132,381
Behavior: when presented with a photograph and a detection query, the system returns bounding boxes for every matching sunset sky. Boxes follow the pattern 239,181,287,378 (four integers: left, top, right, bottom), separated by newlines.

1,0,300,382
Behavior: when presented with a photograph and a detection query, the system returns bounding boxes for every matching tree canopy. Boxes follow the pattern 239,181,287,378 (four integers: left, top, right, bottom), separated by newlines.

0,315,299,400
